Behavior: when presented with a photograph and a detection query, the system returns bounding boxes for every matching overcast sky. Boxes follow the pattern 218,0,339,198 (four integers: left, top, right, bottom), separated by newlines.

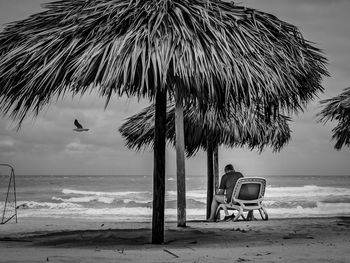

0,0,349,176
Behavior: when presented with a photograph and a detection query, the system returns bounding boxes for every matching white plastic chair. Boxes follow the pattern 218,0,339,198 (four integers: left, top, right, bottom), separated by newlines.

215,177,268,221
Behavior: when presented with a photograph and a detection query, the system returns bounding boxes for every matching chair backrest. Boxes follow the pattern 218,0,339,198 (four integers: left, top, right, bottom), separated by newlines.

231,177,266,204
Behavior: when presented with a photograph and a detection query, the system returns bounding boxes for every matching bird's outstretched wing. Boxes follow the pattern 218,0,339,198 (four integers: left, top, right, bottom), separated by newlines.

74,119,83,129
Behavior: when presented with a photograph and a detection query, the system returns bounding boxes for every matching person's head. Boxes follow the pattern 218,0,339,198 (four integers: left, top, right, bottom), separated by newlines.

224,164,234,173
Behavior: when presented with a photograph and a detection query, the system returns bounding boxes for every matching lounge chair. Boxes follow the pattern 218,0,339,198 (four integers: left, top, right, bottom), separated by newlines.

215,177,268,221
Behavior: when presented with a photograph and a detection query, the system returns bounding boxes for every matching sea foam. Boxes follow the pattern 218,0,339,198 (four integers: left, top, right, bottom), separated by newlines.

13,179,350,221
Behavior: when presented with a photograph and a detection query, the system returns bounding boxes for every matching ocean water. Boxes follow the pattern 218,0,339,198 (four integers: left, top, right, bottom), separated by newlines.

1,174,350,222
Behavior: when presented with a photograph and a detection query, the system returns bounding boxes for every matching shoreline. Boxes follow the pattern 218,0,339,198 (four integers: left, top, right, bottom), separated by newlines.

1,216,349,262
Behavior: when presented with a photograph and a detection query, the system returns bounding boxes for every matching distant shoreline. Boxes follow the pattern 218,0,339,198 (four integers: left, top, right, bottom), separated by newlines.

12,174,350,177
8,214,350,224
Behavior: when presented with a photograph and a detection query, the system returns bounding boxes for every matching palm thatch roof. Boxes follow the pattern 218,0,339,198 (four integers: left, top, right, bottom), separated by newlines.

119,102,291,156
318,87,350,150
0,0,327,123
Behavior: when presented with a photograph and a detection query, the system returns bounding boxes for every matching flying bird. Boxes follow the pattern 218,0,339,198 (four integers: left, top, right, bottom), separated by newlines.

73,119,89,132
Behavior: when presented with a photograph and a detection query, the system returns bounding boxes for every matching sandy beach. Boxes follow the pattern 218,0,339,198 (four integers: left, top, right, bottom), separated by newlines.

0,216,349,262
0,0,350,262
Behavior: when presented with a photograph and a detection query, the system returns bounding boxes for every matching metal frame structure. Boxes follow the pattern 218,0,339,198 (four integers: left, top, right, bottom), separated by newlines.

0,164,17,224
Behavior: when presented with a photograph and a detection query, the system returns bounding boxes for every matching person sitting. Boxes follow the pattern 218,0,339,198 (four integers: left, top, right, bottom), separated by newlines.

207,164,254,222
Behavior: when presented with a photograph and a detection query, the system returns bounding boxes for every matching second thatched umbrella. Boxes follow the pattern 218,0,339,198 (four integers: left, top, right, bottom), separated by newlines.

318,87,350,149
119,102,291,219
120,103,291,155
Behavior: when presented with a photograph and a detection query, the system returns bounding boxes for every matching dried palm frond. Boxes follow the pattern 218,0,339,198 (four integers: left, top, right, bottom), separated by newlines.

119,102,291,157
0,0,327,124
318,87,350,149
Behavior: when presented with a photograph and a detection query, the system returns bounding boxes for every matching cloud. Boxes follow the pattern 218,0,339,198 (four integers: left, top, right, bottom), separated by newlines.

0,138,15,156
65,140,94,153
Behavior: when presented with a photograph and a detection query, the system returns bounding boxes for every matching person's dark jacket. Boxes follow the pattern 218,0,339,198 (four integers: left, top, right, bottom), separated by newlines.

219,171,243,202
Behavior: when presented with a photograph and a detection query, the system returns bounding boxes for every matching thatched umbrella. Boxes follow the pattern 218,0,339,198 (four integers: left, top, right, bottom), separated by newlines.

0,0,327,243
318,87,350,149
119,102,291,218
120,102,291,155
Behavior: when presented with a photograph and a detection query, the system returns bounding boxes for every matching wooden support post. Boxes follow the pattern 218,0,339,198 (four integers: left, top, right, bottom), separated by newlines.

152,88,167,244
214,145,219,194
206,140,214,219
175,87,186,227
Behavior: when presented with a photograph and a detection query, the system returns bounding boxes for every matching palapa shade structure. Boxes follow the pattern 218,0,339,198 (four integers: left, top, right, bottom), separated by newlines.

120,102,291,156
318,87,350,150
119,102,291,219
0,0,327,243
